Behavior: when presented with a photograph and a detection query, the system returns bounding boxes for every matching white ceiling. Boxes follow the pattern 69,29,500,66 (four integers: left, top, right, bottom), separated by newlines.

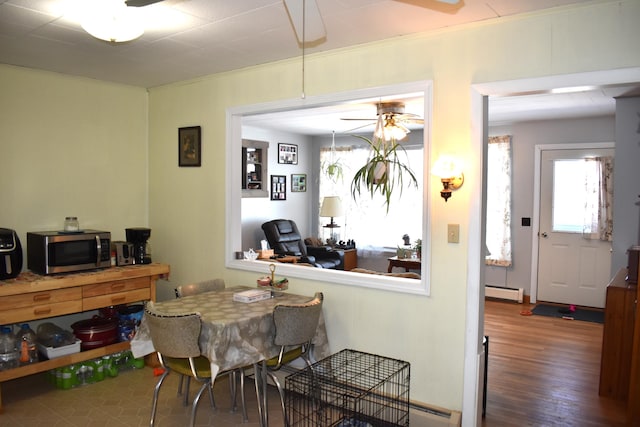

1,0,639,131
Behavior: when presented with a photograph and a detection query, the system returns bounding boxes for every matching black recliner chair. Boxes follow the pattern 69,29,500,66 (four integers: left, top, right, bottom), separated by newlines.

261,219,344,269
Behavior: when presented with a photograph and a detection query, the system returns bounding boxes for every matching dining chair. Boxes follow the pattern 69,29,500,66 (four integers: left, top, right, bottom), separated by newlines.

172,279,248,422
262,292,324,426
145,306,216,427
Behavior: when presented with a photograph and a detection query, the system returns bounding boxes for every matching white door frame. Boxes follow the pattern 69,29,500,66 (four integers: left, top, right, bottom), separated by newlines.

529,142,615,304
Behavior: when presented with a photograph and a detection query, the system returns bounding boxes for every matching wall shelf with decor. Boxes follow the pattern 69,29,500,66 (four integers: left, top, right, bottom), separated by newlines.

242,139,269,198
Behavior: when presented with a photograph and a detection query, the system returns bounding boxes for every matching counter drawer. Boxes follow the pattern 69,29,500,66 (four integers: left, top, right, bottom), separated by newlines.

83,288,150,311
0,287,82,309
82,277,149,298
1,300,84,324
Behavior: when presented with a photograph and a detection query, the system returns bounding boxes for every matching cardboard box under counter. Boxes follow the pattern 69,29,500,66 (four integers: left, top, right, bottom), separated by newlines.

257,249,274,259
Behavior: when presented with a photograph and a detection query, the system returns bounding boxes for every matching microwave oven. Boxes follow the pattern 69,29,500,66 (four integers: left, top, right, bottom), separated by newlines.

27,230,111,275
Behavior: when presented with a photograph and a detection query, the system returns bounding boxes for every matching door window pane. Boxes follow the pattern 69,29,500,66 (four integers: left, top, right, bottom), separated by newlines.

552,160,598,233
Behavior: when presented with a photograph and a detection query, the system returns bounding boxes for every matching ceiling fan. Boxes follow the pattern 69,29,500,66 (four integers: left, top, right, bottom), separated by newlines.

124,0,163,6
341,101,424,141
281,0,461,44
125,0,461,43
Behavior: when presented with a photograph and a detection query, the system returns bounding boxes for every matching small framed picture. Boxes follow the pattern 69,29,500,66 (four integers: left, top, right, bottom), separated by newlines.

179,126,201,167
291,174,307,192
278,143,298,165
271,175,286,200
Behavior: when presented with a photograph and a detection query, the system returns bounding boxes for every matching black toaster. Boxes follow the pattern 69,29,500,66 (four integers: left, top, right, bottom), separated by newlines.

0,228,23,279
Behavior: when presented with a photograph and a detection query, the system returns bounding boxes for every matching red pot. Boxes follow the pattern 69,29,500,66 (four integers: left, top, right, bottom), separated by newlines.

71,317,118,350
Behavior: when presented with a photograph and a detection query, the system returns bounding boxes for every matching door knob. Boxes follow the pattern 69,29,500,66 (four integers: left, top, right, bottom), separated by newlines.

541,232,548,238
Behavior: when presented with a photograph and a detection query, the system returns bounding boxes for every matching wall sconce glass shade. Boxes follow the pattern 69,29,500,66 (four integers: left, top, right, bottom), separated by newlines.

81,1,144,43
432,156,464,202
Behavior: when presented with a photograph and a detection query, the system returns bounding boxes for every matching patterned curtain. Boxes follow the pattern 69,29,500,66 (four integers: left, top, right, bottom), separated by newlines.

583,156,614,241
485,135,512,267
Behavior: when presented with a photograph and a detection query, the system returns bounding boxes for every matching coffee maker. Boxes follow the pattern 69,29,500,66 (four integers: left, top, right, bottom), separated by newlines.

125,227,151,265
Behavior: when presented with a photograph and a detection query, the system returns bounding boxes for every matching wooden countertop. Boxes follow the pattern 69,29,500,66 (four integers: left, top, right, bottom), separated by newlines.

0,263,170,296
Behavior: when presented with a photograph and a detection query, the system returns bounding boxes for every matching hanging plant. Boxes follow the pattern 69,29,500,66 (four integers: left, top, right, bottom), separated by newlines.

350,134,418,212
321,157,344,183
322,131,344,184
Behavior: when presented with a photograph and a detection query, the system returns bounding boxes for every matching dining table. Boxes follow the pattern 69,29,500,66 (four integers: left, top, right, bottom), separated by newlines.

130,285,330,425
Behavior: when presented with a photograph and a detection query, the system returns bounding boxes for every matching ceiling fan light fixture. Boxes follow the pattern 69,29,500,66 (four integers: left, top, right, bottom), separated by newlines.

373,114,409,142
81,0,144,43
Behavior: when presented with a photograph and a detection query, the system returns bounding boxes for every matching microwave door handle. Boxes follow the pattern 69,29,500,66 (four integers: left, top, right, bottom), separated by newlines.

95,235,102,266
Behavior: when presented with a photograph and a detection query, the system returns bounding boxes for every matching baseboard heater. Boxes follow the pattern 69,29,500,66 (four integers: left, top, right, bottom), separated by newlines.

410,402,461,426
485,285,523,303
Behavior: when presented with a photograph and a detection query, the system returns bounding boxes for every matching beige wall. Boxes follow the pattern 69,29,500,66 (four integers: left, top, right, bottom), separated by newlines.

147,1,640,416
0,65,149,242
1,0,638,423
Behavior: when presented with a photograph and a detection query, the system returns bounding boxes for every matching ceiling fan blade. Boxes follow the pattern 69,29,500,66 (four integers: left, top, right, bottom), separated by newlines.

283,0,326,43
125,0,164,6
343,122,378,134
394,0,462,13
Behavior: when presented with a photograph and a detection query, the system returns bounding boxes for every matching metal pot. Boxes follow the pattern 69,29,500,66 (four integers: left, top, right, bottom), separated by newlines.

71,317,118,351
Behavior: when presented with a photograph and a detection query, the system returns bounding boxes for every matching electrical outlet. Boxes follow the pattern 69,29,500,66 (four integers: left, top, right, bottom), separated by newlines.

448,224,460,243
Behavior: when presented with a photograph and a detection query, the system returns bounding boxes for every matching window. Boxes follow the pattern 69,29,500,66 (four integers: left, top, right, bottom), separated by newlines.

552,157,613,240
319,141,423,251
226,81,432,296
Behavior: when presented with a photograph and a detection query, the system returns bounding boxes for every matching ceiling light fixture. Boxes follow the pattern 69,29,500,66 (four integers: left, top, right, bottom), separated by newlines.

81,0,144,43
374,114,409,141
373,102,410,142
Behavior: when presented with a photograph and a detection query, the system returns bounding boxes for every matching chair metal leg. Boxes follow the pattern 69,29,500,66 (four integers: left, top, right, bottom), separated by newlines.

150,369,170,427
228,368,249,421
239,369,249,422
190,380,211,427
177,374,184,396
183,376,191,406
229,370,238,412
267,371,289,427
253,362,267,427
208,380,216,408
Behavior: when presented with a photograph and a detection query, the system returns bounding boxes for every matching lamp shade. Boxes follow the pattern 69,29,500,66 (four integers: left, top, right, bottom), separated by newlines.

320,196,344,218
432,156,462,178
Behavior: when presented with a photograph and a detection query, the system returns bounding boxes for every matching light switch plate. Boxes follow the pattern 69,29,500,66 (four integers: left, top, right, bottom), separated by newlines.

448,224,460,243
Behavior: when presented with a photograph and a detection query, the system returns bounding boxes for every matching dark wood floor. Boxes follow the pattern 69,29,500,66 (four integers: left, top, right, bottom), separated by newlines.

482,299,627,427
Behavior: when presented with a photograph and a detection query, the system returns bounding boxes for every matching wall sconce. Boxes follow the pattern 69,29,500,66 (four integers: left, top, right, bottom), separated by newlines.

432,157,464,202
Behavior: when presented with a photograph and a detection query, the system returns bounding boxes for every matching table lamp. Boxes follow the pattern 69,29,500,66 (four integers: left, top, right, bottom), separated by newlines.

320,196,344,228
320,196,344,246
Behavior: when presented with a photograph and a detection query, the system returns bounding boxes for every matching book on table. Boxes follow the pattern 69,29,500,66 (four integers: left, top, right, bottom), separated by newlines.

233,289,271,303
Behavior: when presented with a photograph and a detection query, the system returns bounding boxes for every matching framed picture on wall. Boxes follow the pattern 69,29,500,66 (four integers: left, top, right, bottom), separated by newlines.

291,174,307,192
271,175,286,200
278,143,298,165
178,126,201,167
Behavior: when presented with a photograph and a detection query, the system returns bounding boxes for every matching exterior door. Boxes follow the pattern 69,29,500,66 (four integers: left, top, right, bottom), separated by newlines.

537,148,613,308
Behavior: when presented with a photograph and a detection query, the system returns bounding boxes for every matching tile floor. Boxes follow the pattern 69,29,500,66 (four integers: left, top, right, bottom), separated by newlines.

0,366,284,427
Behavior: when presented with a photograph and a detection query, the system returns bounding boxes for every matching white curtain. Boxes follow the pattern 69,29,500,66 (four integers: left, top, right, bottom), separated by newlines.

318,143,423,252
485,135,512,267
583,156,614,241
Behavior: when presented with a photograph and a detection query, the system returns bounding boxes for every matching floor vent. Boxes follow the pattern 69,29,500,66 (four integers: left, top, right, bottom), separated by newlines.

485,285,523,303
